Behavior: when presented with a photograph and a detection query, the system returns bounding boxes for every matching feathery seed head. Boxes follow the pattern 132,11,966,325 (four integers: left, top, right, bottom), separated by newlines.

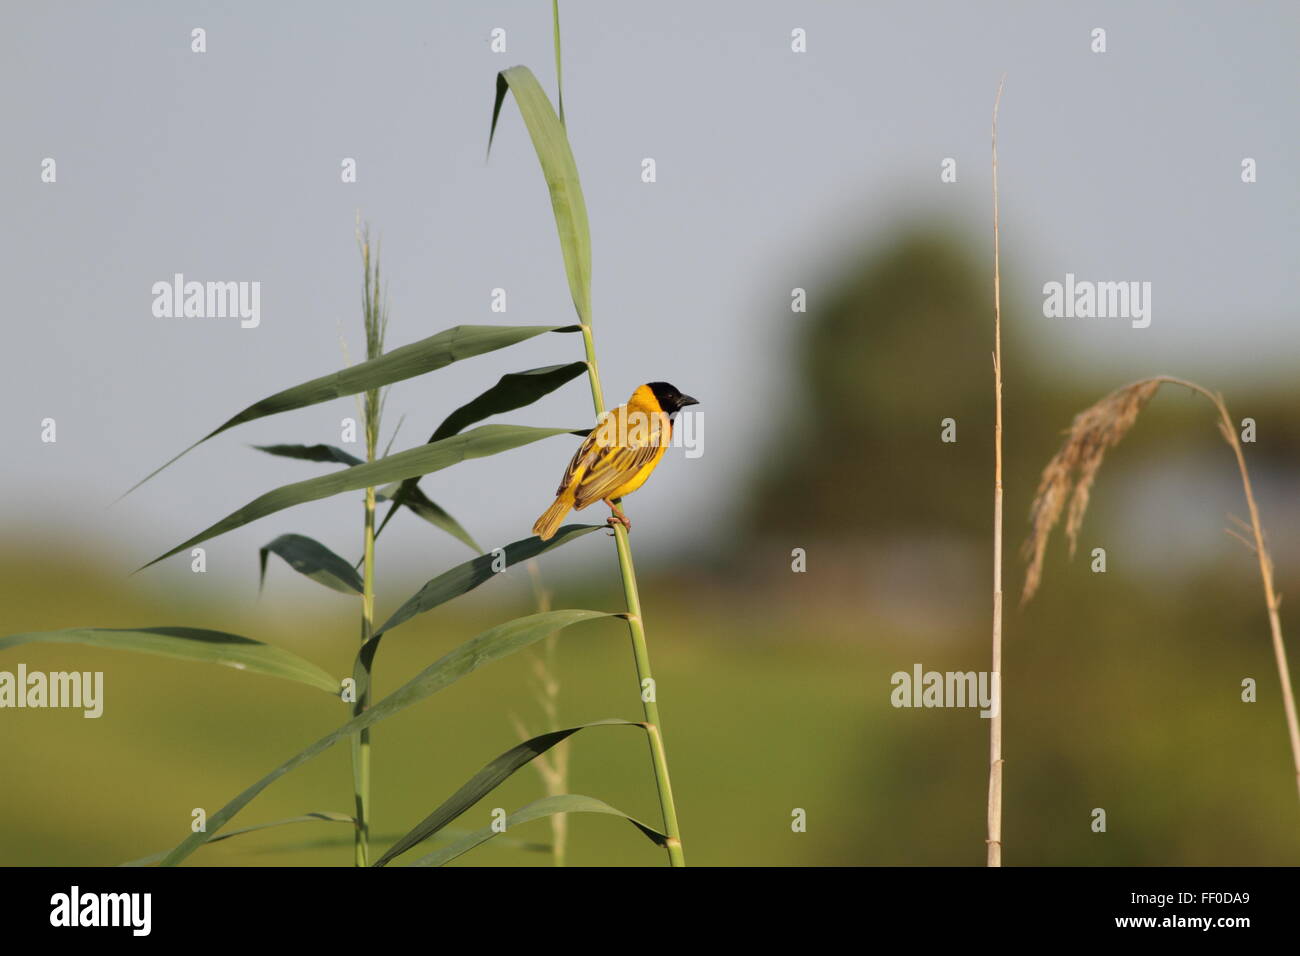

1021,379,1162,605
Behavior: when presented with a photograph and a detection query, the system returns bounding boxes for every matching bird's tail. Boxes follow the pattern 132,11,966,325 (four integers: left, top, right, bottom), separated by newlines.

532,495,573,541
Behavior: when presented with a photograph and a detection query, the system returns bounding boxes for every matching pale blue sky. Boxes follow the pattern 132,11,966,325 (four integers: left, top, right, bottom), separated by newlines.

2,1,1296,594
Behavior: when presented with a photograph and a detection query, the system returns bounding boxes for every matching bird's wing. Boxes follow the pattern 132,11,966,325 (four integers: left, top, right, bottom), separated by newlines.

557,404,669,507
573,410,669,507
573,442,662,507
554,428,602,497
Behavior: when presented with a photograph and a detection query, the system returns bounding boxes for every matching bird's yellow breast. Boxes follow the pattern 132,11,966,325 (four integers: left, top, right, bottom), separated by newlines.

606,439,669,499
602,396,671,499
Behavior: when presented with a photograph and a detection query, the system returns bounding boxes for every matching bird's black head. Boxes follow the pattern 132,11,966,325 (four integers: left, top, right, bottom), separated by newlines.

647,382,699,416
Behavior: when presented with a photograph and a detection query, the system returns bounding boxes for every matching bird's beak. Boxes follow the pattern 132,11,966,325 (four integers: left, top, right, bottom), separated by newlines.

679,394,699,408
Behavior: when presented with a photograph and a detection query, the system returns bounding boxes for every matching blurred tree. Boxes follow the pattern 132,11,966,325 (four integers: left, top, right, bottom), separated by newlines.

736,221,1300,585
743,227,1035,539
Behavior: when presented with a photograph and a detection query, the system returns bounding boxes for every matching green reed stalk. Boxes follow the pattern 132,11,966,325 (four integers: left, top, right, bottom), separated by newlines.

522,562,570,866
352,228,388,866
577,326,685,866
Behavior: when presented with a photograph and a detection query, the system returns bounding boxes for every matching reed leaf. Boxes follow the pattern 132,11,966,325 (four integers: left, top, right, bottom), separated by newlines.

125,819,547,865
120,812,353,866
351,525,604,704
374,524,603,640
138,424,576,571
398,485,481,552
408,794,668,867
253,443,363,466
246,829,549,856
374,362,586,541
157,609,615,866
374,719,643,867
259,533,363,595
490,68,592,325
431,363,588,444
0,627,337,695
125,324,579,494
254,444,479,550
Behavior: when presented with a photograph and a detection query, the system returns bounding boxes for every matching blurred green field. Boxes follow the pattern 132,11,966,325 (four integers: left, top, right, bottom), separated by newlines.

5,232,1298,869
3,530,1297,867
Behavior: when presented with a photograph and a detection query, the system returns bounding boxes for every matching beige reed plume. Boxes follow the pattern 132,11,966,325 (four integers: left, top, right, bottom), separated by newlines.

1021,376,1300,801
1021,379,1162,604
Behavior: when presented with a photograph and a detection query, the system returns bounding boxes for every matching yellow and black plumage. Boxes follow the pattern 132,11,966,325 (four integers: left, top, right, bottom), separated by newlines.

532,381,698,540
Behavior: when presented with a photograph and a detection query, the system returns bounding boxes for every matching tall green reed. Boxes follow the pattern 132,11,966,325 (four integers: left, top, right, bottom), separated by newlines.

486,0,686,863
351,227,389,866
3,6,688,868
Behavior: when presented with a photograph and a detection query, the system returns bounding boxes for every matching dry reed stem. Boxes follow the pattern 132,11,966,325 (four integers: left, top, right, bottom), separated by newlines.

1022,376,1300,802
987,74,1006,867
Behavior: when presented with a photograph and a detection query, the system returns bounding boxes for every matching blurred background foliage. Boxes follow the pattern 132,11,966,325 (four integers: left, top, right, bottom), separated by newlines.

4,223,1298,866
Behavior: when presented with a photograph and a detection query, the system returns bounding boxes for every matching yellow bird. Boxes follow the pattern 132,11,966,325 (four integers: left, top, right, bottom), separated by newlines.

532,382,698,540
